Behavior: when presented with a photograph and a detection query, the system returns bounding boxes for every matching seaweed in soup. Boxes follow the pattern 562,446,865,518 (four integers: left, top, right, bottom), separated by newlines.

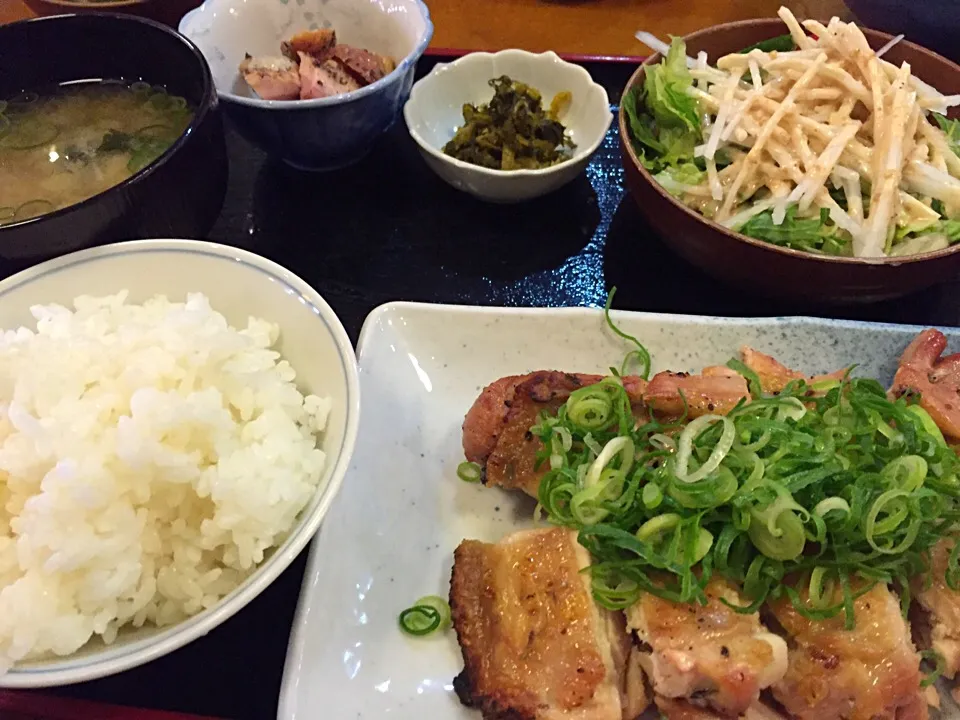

0,81,194,225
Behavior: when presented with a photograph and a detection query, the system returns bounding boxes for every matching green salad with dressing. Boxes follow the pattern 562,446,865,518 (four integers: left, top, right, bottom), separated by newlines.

623,7,960,258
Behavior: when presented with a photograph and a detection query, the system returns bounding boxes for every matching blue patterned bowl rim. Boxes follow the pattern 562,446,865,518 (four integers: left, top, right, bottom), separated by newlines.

180,0,434,110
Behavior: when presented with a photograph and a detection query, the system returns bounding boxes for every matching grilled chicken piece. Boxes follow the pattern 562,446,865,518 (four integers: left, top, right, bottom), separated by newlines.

740,347,847,394
891,328,960,439
297,52,362,99
621,644,651,719
913,537,960,681
461,347,844,499
739,702,789,720
243,28,392,102
281,28,337,63
645,347,849,417
605,611,652,719
461,372,647,498
656,698,725,720
655,697,787,720
644,367,749,419
332,44,395,84
238,54,301,100
625,577,788,715
769,582,927,720
450,527,649,719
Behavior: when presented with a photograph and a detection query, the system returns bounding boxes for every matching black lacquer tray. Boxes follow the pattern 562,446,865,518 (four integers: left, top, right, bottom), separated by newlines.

37,55,960,720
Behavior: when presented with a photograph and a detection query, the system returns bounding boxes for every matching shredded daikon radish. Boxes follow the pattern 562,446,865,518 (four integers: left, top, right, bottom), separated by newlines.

830,96,856,125
632,5,960,259
904,162,960,212
718,53,828,220
930,146,948,174
721,196,781,229
748,57,763,92
802,19,830,41
918,121,960,177
875,34,905,59
635,31,696,68
701,70,744,160
706,158,723,200
796,122,862,213
793,126,816,171
861,65,915,256
816,189,862,237
899,190,941,226
778,7,816,51
720,97,753,143
832,167,864,223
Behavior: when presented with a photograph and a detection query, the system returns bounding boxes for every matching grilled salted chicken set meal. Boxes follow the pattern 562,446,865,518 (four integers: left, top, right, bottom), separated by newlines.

1,1,960,719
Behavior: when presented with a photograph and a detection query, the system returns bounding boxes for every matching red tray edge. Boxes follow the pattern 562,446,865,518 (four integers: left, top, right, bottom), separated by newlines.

0,690,222,720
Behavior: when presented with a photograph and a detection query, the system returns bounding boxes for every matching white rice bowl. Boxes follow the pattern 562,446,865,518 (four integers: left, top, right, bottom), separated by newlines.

0,290,331,671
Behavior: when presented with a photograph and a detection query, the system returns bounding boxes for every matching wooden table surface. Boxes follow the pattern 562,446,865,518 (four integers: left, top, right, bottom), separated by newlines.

1,0,852,57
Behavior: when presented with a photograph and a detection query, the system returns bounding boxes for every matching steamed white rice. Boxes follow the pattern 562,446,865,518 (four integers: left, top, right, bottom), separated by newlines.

0,291,331,670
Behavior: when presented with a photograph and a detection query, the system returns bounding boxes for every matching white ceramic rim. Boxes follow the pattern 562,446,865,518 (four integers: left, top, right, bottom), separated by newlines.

0,238,362,688
357,300,949,337
403,49,614,178
179,0,434,110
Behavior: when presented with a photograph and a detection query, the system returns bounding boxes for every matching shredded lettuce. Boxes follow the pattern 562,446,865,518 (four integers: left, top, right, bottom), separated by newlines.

738,205,849,255
653,163,707,197
934,114,960,158
653,127,699,169
889,219,960,256
623,86,699,173
622,88,665,168
894,217,940,242
946,219,960,241
643,38,700,134
890,233,950,257
922,219,960,243
897,218,960,242
624,38,702,174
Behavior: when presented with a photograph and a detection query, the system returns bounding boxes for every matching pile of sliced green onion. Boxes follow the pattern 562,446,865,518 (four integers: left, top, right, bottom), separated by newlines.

534,369,960,628
398,595,451,637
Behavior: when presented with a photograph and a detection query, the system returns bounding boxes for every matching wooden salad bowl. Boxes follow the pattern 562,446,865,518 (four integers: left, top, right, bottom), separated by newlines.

619,18,960,304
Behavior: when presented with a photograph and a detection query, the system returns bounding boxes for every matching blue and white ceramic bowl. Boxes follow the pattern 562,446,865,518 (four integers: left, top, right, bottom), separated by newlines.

179,0,433,170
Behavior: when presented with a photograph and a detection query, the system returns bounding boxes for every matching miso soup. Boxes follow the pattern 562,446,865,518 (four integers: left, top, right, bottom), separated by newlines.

0,81,195,226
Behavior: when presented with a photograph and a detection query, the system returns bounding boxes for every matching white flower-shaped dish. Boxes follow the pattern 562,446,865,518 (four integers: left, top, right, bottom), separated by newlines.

403,50,613,203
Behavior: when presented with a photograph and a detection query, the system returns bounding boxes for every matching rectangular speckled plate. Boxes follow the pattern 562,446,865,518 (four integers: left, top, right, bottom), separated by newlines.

278,302,960,720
